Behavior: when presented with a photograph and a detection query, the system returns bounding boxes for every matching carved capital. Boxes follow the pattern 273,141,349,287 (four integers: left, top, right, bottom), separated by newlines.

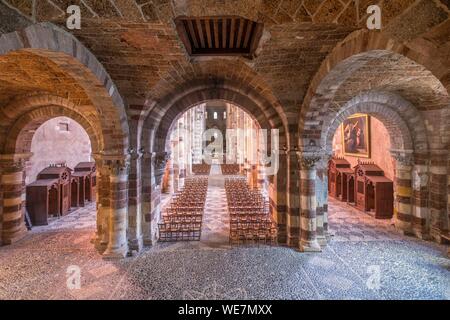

128,147,144,160
296,151,324,170
106,159,130,177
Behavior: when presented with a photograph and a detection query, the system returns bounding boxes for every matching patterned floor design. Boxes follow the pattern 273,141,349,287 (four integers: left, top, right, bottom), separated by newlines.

328,198,404,242
201,165,230,245
32,202,97,232
0,181,448,300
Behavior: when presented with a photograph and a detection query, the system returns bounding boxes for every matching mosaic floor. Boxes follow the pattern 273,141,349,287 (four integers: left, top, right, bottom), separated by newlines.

0,185,448,300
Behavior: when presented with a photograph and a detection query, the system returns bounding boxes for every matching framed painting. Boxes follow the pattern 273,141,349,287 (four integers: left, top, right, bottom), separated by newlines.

341,114,371,158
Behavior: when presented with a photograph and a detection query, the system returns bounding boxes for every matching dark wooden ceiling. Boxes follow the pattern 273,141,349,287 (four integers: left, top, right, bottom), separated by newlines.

175,16,264,58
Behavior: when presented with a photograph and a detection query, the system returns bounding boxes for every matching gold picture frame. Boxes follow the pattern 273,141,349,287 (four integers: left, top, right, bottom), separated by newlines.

341,114,371,158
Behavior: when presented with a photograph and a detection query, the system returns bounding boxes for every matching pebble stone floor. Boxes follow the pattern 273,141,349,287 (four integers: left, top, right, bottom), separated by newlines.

0,175,449,300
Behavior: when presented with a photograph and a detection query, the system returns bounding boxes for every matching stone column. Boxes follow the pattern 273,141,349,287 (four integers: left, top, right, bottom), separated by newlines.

315,154,331,246
429,150,448,242
411,153,430,239
172,162,180,193
269,149,287,244
93,155,110,251
297,152,322,252
0,155,29,245
141,150,153,246
103,160,129,259
391,151,414,235
287,150,300,247
127,148,144,253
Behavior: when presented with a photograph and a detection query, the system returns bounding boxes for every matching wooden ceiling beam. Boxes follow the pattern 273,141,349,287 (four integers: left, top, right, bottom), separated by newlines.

243,21,253,49
204,18,212,48
187,19,199,49
229,17,235,49
196,19,205,49
236,19,244,49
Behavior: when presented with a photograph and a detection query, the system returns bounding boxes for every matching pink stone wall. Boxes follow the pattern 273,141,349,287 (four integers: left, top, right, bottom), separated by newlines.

332,116,395,181
26,117,92,184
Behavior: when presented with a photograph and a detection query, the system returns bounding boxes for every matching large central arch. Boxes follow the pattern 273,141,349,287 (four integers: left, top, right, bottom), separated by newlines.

136,79,291,247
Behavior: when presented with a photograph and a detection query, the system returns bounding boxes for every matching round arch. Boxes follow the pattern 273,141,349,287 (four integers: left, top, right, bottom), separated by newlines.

137,81,290,246
322,91,428,155
0,22,130,154
4,105,101,156
141,81,288,154
298,30,450,151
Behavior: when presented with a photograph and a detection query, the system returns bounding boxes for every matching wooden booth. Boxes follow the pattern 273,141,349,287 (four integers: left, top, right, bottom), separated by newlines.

354,162,393,219
328,157,352,201
74,162,96,202
26,179,60,225
70,174,87,208
37,165,72,216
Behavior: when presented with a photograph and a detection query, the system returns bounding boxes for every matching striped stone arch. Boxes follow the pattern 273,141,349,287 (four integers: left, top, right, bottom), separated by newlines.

0,22,130,154
298,29,450,150
0,95,102,155
4,105,101,156
322,91,428,155
141,79,289,154
138,79,290,246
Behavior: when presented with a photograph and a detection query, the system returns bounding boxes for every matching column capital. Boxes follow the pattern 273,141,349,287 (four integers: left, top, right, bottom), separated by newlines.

296,151,329,170
105,159,130,177
128,147,144,160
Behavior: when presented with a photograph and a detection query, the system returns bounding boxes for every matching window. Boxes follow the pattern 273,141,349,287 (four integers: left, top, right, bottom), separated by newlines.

58,122,69,132
223,112,227,119
213,112,218,119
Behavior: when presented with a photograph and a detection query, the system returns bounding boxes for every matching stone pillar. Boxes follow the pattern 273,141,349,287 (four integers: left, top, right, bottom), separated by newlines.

103,160,129,259
429,150,448,242
127,148,144,253
315,154,331,246
411,153,430,239
297,152,321,252
141,151,169,245
391,151,414,235
93,156,110,251
287,150,300,247
141,150,153,246
172,162,180,193
269,150,287,244
0,155,29,245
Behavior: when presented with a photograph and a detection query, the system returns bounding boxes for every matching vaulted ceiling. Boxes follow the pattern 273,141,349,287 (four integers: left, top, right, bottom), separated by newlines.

1,0,449,120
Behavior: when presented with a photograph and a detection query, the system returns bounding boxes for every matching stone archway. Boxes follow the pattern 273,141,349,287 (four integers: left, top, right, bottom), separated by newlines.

135,81,291,247
0,24,131,258
0,98,102,246
321,92,429,238
298,30,449,247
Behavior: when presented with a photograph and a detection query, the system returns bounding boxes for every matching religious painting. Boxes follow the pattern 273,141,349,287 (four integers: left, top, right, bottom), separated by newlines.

341,114,371,158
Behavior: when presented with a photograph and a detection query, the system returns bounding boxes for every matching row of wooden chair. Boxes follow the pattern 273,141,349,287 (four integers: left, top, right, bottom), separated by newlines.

221,164,240,175
225,178,277,245
192,164,211,175
158,177,208,241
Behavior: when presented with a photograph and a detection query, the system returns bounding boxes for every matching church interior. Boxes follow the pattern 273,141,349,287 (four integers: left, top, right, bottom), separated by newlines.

0,0,449,300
